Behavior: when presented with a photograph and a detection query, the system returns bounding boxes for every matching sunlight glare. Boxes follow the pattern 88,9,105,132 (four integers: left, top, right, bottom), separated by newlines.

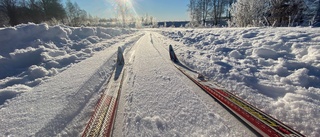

113,0,139,18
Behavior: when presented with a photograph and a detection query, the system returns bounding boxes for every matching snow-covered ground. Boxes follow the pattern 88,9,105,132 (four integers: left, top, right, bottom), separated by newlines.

0,24,319,136
114,32,256,136
161,27,320,136
0,23,141,136
0,23,136,105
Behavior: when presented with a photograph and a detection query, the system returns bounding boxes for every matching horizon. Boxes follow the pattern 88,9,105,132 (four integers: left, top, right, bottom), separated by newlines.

64,0,190,22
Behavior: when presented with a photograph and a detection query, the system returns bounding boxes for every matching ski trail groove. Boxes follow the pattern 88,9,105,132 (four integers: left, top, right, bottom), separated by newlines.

115,32,258,136
155,31,304,137
82,67,126,137
81,33,143,137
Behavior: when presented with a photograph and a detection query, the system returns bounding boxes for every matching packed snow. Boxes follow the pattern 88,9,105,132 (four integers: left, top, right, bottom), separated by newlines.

0,24,319,137
113,32,256,136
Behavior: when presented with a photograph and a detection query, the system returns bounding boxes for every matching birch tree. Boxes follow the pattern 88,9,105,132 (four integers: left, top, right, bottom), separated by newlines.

188,0,228,26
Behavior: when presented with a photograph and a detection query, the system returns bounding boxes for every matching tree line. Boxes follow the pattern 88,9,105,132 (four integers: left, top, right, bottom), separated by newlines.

188,0,235,26
2,0,319,27
0,0,98,27
0,0,158,27
188,0,320,27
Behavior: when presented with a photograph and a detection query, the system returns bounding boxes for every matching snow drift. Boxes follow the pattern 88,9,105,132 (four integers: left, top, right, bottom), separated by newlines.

0,23,135,105
0,23,139,136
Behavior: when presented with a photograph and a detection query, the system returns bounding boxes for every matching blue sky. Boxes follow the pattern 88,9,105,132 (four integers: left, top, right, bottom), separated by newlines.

65,0,190,21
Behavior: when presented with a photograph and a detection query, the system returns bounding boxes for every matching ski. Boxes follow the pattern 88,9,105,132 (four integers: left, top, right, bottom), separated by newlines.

169,45,305,137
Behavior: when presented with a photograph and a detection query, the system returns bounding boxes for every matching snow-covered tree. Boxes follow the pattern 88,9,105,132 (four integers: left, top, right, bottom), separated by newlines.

230,0,306,27
227,0,236,19
116,0,129,27
268,0,306,27
304,0,320,26
230,0,270,27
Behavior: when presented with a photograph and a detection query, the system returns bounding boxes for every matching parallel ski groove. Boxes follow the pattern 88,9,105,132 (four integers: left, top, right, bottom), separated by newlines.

82,68,125,137
174,64,305,137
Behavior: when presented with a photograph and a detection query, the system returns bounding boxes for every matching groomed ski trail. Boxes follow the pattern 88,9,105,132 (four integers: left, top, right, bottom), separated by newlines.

0,31,143,137
113,32,258,137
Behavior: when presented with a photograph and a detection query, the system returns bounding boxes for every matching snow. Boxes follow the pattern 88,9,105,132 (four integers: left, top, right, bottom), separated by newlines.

0,24,319,137
0,23,139,136
252,48,278,59
229,50,242,59
116,33,253,136
161,27,320,136
0,23,136,104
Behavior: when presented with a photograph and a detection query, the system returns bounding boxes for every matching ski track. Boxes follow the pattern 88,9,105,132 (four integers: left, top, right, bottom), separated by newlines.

159,28,320,137
0,32,143,137
115,32,257,137
1,27,317,136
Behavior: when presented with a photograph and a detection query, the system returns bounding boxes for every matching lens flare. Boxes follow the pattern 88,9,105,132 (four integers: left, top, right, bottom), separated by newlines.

110,0,139,18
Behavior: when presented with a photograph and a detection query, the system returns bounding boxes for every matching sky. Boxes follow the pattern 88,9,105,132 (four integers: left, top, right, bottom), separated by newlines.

65,0,190,21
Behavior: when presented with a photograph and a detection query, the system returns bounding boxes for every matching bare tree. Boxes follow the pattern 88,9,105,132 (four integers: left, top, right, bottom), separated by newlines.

199,0,212,25
188,0,196,25
188,0,229,26
188,0,210,26
211,0,227,25
227,0,235,20
65,0,87,26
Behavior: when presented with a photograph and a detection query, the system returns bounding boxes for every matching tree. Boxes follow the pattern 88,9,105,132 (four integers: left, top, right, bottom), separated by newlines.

0,10,8,26
227,0,235,20
0,0,18,26
230,0,306,27
199,0,212,25
211,0,228,25
188,0,228,26
304,0,320,26
27,0,43,23
0,0,67,26
144,13,149,25
188,0,196,25
316,0,320,25
268,0,306,27
15,0,44,24
115,0,130,27
230,0,270,27
40,0,66,21
65,0,87,26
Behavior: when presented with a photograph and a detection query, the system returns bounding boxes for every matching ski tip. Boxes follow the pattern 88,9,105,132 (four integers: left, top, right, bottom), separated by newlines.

117,46,124,65
169,44,179,63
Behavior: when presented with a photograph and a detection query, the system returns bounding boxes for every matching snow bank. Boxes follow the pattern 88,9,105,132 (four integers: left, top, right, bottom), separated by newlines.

0,23,135,105
162,27,320,137
0,24,140,136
